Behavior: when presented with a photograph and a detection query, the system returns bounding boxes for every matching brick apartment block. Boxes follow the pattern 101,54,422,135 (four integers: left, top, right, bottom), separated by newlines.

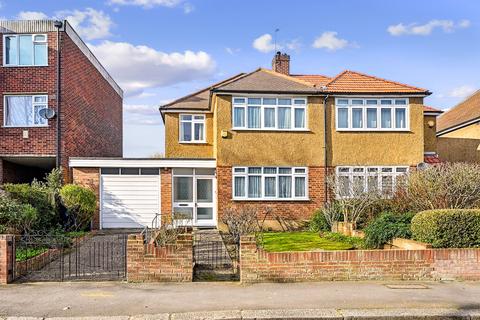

0,20,123,183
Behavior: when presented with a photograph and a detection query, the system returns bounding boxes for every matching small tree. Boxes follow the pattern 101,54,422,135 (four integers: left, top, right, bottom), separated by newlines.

326,172,381,230
221,206,259,244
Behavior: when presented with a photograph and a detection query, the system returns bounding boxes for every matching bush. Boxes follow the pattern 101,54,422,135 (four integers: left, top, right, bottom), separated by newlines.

309,209,331,232
411,209,480,248
60,184,96,231
396,163,480,212
321,231,365,249
0,196,37,234
221,206,259,244
3,183,58,231
363,212,415,249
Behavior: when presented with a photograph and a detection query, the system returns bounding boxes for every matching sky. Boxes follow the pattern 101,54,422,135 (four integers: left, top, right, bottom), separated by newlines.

1,0,479,157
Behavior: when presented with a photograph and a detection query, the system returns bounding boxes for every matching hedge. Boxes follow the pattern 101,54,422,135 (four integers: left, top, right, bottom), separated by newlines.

411,209,480,248
363,212,415,249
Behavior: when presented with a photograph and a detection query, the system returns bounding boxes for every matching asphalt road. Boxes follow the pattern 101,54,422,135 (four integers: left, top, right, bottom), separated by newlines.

0,281,479,318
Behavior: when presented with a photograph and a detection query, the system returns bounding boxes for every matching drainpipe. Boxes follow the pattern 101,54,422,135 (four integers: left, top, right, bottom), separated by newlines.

323,94,330,204
54,21,63,171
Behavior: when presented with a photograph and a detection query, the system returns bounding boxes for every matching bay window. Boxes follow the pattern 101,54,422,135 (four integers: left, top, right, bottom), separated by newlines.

335,98,409,131
179,114,205,143
233,166,308,200
4,34,48,66
233,97,307,130
4,95,48,127
336,166,409,198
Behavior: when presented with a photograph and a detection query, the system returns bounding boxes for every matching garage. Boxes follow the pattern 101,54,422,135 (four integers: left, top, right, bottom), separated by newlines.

100,168,160,229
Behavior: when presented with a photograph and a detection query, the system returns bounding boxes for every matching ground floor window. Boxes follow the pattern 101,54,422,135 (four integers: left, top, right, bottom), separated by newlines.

233,166,308,200
335,166,408,198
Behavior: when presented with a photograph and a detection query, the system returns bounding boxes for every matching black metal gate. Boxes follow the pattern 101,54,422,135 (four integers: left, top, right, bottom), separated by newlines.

193,230,239,281
14,233,127,282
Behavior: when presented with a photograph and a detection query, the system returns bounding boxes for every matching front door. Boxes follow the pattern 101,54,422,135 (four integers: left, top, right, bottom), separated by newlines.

173,169,216,227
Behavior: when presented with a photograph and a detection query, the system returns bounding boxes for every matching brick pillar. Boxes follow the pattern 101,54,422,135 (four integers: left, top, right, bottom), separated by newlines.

72,167,100,229
0,235,15,284
160,168,172,224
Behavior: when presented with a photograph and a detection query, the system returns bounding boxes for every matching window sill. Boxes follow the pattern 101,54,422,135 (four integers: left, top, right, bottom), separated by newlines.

231,128,310,132
3,125,49,128
232,198,310,202
2,64,49,68
179,141,207,144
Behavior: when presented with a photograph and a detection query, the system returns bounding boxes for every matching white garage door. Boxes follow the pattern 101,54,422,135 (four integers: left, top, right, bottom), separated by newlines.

100,173,160,229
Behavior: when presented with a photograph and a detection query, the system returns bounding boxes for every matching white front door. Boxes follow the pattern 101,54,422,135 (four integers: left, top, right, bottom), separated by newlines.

172,169,216,227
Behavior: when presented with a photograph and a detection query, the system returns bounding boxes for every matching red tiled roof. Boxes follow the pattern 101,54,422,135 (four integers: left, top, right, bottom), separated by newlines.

290,74,331,87
325,70,429,94
437,89,480,133
423,106,443,113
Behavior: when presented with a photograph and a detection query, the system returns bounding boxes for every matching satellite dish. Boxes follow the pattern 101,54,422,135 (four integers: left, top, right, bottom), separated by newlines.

39,108,56,119
417,162,429,171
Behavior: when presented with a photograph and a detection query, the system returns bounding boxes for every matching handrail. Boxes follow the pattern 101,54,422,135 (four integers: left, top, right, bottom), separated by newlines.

141,213,161,244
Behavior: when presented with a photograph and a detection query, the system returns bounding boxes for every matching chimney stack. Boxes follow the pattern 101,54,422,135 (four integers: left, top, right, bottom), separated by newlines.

272,51,290,75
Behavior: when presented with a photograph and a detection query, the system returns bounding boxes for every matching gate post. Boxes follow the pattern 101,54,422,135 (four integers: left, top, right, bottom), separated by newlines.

0,235,15,284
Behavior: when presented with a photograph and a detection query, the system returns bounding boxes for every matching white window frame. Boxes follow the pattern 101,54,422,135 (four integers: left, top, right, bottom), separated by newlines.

3,34,48,67
335,166,409,199
179,114,206,143
232,97,308,131
3,94,49,128
335,98,409,132
232,166,309,201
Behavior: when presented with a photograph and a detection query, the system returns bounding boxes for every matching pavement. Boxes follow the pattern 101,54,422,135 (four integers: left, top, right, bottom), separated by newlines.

0,281,479,319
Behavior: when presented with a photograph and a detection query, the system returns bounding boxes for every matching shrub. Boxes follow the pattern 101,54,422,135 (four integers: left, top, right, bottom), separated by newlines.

309,209,331,232
321,231,365,249
3,183,58,231
363,212,415,249
0,196,37,234
411,209,480,248
396,163,480,212
221,207,259,244
60,184,96,231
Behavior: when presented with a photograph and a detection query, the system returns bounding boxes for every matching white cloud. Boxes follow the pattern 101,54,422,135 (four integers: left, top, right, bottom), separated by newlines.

88,41,216,96
446,85,476,98
109,0,183,8
56,8,113,40
16,11,48,20
253,33,278,53
312,31,349,51
225,47,240,55
183,2,194,14
124,104,162,125
286,38,302,52
387,19,471,36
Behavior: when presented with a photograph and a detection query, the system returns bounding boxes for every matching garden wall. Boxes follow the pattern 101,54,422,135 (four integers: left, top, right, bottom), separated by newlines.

0,235,14,284
127,232,193,282
240,235,480,283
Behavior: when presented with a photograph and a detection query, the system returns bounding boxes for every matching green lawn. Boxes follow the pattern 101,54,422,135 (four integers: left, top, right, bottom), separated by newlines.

260,231,355,252
16,247,48,262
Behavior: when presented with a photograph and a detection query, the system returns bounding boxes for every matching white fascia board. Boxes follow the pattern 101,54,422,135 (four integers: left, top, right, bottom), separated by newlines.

69,158,216,168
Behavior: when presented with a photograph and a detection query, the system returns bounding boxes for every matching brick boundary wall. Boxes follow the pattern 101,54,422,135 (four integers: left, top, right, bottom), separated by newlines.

0,235,14,284
127,232,193,282
240,235,480,283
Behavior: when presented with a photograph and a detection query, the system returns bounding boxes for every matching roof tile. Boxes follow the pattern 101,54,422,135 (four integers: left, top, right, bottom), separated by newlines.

437,90,480,133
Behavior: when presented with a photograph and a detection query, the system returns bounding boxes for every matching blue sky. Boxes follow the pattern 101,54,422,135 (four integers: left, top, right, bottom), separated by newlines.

2,0,479,157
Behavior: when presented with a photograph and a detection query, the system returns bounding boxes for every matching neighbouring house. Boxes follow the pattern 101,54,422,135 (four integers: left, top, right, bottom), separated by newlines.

0,20,123,184
437,89,480,162
70,52,442,230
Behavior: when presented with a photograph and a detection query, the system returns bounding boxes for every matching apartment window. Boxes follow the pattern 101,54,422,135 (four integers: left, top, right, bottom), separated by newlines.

179,114,206,143
232,97,307,130
335,98,409,131
233,166,308,200
4,34,48,66
335,166,409,198
4,95,48,127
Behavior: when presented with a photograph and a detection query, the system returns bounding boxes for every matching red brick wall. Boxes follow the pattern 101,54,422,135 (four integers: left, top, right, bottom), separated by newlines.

61,34,123,182
72,167,100,229
217,166,326,221
0,235,14,284
127,233,193,282
0,32,58,157
160,168,172,224
240,236,480,283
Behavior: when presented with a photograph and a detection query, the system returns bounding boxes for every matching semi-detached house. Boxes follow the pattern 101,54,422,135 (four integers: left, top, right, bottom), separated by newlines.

71,52,442,230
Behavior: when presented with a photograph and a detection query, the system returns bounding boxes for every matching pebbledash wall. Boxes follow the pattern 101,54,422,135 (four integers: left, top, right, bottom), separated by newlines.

240,236,480,283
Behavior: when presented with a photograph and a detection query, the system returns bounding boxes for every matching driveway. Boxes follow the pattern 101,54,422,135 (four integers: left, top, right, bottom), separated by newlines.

0,281,479,317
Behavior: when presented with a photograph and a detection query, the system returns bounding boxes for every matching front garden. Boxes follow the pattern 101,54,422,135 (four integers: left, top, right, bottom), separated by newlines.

223,163,480,253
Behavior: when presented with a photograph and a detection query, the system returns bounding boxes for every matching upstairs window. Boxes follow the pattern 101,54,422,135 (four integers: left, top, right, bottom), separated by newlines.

4,34,48,66
336,98,409,131
4,95,48,127
179,114,206,143
233,97,307,131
